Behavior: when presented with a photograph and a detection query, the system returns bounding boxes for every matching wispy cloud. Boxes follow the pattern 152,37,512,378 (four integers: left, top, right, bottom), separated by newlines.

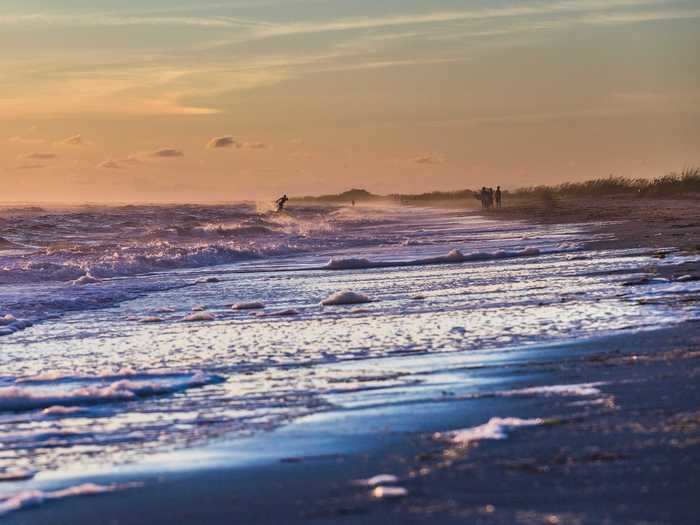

207,136,240,149
61,134,84,146
22,152,57,160
150,148,184,158
413,154,443,165
582,8,700,24
250,1,663,38
0,13,263,29
97,160,123,169
244,141,267,150
15,162,45,170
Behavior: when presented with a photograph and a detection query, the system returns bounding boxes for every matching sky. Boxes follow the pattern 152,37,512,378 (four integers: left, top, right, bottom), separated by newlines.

1,0,698,202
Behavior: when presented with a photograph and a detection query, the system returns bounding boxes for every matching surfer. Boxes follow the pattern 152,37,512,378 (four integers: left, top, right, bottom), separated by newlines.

275,194,289,212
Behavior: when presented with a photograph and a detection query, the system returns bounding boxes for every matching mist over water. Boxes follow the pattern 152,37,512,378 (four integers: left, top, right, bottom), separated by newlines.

1,204,697,482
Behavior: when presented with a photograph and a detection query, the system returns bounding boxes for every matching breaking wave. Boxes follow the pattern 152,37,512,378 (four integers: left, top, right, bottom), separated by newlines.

324,248,542,270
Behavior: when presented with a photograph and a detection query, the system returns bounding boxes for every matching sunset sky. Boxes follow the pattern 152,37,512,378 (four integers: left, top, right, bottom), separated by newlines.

1,0,698,202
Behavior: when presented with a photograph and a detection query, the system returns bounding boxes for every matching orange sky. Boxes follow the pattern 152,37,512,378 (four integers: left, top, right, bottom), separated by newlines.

1,0,698,202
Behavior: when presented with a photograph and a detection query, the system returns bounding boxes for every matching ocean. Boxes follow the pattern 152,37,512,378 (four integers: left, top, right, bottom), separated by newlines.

0,203,697,505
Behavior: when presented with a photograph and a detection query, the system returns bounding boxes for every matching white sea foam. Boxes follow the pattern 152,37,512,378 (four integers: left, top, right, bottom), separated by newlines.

434,417,543,446
41,405,86,416
323,248,541,271
372,486,408,498
0,482,137,517
232,301,265,310
320,291,372,306
349,307,372,314
256,308,299,317
0,372,224,412
72,273,101,286
355,474,399,487
0,314,17,326
140,316,164,323
501,383,605,397
182,311,216,322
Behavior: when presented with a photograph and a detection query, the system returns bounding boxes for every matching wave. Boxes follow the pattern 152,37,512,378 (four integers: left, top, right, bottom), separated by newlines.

0,243,297,285
0,237,23,251
0,483,138,517
0,203,398,285
323,247,542,270
0,371,225,412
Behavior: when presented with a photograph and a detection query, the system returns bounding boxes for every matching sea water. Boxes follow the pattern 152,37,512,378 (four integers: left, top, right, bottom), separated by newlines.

1,203,698,482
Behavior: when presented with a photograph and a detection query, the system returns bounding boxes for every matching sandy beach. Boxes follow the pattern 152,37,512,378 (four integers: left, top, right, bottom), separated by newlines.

5,324,699,525
1,196,698,524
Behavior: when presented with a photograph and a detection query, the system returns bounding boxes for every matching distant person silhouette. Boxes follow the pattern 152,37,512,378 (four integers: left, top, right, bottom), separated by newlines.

275,194,288,212
351,199,356,206
495,186,502,208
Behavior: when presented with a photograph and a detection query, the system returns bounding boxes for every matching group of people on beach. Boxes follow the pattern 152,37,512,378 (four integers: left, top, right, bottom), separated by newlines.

479,186,502,209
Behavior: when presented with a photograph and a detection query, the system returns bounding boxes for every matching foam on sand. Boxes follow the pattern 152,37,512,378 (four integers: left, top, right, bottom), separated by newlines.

140,316,164,323
0,371,224,412
501,382,605,397
354,474,399,487
0,314,17,326
256,308,299,317
232,301,265,310
323,247,541,271
434,417,544,446
320,291,372,306
182,311,216,322
372,486,408,499
71,273,101,286
41,405,87,416
0,482,138,517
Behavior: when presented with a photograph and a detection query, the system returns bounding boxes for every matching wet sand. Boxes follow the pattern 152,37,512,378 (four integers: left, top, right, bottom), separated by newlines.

485,194,700,252
5,324,699,525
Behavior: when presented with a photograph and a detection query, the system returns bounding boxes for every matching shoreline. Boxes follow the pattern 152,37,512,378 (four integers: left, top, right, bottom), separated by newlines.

4,322,699,524
3,201,700,524
473,194,700,253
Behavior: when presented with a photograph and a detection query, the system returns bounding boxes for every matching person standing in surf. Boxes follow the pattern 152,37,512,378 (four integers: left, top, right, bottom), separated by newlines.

495,186,502,208
275,194,289,212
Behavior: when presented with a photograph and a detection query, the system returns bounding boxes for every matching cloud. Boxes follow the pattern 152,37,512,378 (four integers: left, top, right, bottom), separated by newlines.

150,148,184,158
97,160,123,169
23,152,57,160
120,156,143,165
62,134,84,145
413,155,442,165
252,1,663,38
8,136,44,145
244,141,267,149
207,136,240,149
15,163,45,170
